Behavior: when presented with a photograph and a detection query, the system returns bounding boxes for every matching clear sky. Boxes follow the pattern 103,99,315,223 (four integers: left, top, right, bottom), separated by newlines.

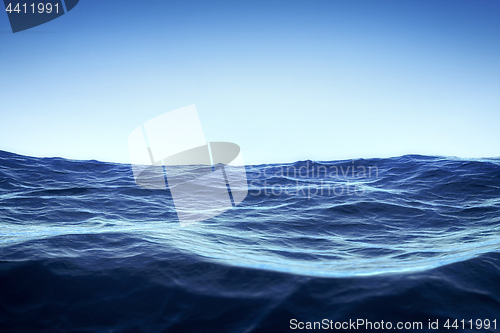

1,0,499,165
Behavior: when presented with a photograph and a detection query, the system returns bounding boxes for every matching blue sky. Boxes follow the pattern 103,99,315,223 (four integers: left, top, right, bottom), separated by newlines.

1,0,499,164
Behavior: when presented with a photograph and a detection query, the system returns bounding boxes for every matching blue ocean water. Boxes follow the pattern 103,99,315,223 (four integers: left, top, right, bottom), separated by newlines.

0,150,499,332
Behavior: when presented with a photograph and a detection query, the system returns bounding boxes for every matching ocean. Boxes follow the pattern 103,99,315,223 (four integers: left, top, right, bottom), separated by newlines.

0,150,499,332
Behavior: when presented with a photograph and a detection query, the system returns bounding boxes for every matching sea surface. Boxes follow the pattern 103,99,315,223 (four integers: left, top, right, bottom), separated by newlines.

0,150,499,332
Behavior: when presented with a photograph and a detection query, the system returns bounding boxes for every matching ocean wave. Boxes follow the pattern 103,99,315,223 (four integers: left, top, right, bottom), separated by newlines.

0,150,499,331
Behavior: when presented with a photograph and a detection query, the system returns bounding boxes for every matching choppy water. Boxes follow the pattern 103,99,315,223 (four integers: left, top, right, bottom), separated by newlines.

0,150,499,332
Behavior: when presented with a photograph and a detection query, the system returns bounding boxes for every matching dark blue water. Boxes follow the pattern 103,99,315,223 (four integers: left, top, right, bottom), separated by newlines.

0,150,499,332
